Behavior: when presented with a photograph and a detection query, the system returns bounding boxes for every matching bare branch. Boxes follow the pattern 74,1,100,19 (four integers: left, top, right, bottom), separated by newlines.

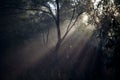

66,4,76,31
42,4,57,23
61,11,81,42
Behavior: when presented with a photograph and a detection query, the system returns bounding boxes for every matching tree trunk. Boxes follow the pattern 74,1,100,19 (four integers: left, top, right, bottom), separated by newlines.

55,0,61,53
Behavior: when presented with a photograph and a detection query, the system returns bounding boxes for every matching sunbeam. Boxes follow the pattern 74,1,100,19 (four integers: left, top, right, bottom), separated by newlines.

81,12,89,25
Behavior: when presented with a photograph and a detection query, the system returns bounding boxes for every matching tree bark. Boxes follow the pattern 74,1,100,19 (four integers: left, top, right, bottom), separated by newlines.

55,0,61,53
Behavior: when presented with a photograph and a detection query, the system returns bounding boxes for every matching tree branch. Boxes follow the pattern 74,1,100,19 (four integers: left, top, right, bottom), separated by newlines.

61,10,81,42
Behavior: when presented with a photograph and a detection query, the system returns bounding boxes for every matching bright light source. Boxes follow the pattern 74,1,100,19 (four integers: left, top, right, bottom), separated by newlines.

92,0,101,9
82,12,89,25
47,2,56,15
82,14,88,22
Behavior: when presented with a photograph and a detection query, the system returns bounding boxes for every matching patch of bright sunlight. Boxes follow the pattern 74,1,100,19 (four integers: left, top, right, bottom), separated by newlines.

60,19,77,38
86,24,96,31
81,12,89,25
91,0,103,15
61,12,96,40
91,0,101,8
110,0,114,3
81,12,96,31
71,0,79,6
47,2,56,15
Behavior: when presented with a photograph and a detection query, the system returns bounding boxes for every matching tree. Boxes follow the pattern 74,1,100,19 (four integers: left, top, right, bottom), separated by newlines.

93,0,120,79
27,0,84,53
0,0,91,53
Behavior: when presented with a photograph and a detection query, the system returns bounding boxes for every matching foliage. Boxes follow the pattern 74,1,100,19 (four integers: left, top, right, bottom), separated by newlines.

95,0,120,79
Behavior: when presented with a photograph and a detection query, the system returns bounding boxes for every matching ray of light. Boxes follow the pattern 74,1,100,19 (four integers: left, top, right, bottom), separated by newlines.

3,11,97,80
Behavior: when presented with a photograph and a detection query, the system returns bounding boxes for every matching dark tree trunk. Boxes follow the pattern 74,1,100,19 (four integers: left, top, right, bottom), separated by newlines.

55,0,61,53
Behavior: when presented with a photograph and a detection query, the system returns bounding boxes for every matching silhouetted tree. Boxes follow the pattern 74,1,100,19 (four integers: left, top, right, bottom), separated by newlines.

0,0,87,53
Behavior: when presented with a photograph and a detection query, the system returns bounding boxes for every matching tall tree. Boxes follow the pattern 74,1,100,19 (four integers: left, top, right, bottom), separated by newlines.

0,0,89,53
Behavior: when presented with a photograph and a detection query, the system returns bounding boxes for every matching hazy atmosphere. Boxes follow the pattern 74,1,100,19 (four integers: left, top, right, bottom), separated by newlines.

0,0,120,80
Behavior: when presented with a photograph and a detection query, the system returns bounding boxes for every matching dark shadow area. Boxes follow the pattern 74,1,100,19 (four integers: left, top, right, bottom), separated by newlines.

69,33,100,80
2,32,99,80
